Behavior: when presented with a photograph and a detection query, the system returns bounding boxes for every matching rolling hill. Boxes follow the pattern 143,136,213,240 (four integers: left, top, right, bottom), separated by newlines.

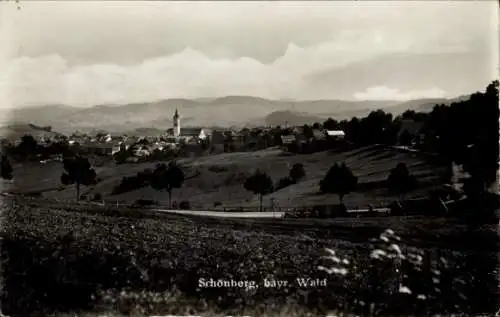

1,95,464,135
10,146,446,210
0,123,65,142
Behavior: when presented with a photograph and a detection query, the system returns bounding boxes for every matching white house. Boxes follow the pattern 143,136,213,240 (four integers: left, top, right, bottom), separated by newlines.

326,130,345,139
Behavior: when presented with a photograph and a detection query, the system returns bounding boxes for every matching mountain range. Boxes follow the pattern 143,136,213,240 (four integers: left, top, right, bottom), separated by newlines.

0,95,468,137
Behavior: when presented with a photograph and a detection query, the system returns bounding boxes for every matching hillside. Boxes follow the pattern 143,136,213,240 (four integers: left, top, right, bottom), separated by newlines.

9,146,447,209
3,95,462,133
0,123,65,141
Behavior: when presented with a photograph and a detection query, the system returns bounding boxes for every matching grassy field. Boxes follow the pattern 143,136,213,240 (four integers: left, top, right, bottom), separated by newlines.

1,198,497,317
5,145,447,209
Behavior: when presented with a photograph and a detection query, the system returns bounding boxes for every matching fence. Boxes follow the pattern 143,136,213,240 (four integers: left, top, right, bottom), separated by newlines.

2,193,461,220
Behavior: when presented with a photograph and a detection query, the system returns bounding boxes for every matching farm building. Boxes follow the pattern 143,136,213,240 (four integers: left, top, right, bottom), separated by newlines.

326,130,345,139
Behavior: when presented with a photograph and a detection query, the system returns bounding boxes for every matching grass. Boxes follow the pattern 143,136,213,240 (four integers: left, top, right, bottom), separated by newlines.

6,146,446,209
1,199,497,317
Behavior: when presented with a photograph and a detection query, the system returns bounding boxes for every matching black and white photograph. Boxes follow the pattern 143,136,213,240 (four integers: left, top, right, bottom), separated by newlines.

0,1,499,316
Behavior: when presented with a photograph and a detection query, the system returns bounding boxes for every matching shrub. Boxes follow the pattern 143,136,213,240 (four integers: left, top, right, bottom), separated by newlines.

289,163,306,183
92,193,102,201
208,165,229,173
179,200,191,210
134,199,156,206
275,176,294,191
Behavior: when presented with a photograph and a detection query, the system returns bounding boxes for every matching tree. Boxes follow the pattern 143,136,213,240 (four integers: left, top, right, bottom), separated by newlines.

60,156,98,201
399,130,413,146
386,163,417,202
289,163,306,183
244,170,274,212
302,124,314,140
16,134,38,159
150,161,185,208
323,118,338,130
312,122,321,130
1,155,13,180
319,162,358,203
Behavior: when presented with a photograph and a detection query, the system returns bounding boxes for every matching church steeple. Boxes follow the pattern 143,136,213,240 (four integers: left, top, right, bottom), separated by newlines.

173,108,180,138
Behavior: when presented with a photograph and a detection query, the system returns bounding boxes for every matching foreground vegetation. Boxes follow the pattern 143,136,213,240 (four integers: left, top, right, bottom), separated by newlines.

1,201,497,317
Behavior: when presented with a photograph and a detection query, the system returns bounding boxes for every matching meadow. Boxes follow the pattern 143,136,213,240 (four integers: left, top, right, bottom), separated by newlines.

1,197,497,317
6,145,447,210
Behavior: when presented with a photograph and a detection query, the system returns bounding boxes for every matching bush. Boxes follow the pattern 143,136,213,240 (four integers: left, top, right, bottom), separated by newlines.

208,165,229,173
275,176,294,191
179,200,191,210
112,168,154,195
92,193,102,201
134,199,156,206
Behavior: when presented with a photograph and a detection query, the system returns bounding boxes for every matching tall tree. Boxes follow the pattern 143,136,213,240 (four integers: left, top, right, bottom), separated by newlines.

150,161,185,208
386,162,417,202
302,124,314,140
61,156,98,201
1,155,13,180
319,162,358,203
16,134,38,159
289,163,306,183
244,170,274,212
399,130,413,146
323,118,338,130
312,122,322,130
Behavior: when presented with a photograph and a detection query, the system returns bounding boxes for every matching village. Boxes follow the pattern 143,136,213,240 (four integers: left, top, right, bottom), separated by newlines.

1,106,428,165
2,107,369,164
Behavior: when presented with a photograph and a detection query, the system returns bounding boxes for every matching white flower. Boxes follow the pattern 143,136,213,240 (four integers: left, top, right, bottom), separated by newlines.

380,235,390,242
398,285,412,294
384,229,395,235
370,249,387,260
333,267,349,276
323,255,341,263
432,278,440,284
342,258,350,265
325,248,336,256
318,266,348,276
417,294,427,300
389,244,402,254
409,254,423,263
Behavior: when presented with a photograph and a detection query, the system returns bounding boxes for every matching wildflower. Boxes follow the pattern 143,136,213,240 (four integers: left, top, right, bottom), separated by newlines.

380,235,390,242
417,294,427,300
342,258,350,265
317,265,349,276
370,249,387,260
398,285,412,294
384,229,395,235
389,244,402,255
325,248,336,256
323,255,341,263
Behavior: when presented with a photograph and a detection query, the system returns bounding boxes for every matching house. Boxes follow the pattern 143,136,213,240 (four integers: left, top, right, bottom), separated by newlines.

326,130,345,139
398,119,425,145
312,129,326,140
166,127,207,142
281,134,297,145
83,142,114,155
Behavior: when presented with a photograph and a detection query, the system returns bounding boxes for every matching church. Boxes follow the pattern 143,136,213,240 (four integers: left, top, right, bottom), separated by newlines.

166,109,208,143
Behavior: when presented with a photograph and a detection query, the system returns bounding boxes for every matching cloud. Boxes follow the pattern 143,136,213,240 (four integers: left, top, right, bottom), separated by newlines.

1,34,463,108
353,86,447,101
0,1,495,108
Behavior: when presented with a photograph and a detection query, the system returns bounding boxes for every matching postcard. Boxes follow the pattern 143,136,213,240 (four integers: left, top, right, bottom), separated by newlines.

0,1,498,317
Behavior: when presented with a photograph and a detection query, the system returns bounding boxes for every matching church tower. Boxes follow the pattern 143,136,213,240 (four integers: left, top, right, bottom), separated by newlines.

173,108,180,138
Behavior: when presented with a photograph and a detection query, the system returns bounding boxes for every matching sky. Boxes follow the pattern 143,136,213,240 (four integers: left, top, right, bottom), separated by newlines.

0,1,498,108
